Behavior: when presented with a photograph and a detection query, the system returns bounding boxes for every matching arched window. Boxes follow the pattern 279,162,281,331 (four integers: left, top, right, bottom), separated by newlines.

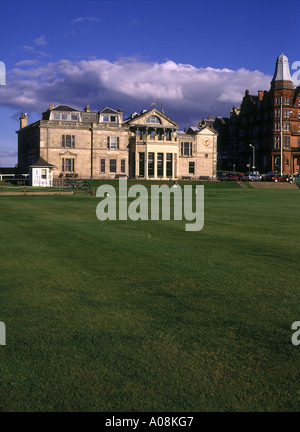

146,115,161,124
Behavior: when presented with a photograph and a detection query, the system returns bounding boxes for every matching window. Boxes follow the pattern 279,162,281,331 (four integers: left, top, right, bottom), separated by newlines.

157,153,163,177
41,169,47,179
121,159,126,173
53,112,79,121
298,124,300,133
101,115,118,123
276,98,280,105
284,98,290,106
146,115,161,124
181,142,192,157
107,136,119,150
274,136,280,149
283,122,290,131
139,152,145,176
205,154,209,158
148,153,154,176
184,142,190,156
157,129,164,140
298,111,300,119
189,162,195,174
62,135,75,148
110,159,117,173
166,153,173,177
150,130,156,140
284,110,290,118
286,159,289,167
284,136,290,149
62,158,75,172
164,130,171,141
100,159,105,173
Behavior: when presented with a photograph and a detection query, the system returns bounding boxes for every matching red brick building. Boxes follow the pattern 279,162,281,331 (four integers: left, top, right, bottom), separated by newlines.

217,54,300,175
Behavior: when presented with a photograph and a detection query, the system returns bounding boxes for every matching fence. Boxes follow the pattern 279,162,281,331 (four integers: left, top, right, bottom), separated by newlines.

0,184,73,195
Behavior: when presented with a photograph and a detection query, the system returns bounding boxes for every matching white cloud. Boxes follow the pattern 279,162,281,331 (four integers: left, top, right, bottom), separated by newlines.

21,45,49,57
15,60,39,67
34,35,47,46
0,58,272,127
71,17,101,24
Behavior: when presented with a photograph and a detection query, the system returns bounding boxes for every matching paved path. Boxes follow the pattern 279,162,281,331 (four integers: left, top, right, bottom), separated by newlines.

251,182,298,189
0,191,74,196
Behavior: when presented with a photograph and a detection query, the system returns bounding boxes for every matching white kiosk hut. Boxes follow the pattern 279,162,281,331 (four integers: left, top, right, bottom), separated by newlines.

30,157,55,187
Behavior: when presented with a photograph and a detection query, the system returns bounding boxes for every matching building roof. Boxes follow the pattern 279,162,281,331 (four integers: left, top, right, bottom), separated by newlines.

81,112,98,123
51,105,80,112
187,125,218,135
99,107,120,115
124,108,178,127
271,53,293,83
30,157,55,168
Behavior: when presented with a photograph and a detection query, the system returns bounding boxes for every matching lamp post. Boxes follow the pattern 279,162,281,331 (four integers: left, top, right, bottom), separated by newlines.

280,96,283,176
249,144,255,173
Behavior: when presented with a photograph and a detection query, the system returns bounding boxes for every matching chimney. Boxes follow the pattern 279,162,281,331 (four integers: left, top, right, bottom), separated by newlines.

84,104,90,112
258,90,264,100
19,113,28,129
118,109,123,123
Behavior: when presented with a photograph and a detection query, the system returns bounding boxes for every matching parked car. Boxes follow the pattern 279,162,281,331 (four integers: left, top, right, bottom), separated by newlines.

240,174,249,181
263,172,276,181
229,174,241,181
217,172,230,181
248,173,262,181
272,174,286,182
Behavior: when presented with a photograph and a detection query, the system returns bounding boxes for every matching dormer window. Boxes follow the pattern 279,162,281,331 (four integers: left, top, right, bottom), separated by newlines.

52,112,79,121
146,115,161,124
101,115,118,123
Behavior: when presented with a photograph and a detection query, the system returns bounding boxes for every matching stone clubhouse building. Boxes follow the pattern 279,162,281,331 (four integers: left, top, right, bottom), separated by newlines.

16,104,218,181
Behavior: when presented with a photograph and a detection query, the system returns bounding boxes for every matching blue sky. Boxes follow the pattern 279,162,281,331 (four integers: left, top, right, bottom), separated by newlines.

0,0,299,166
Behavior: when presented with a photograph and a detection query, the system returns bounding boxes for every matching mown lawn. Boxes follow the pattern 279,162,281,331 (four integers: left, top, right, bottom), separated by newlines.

0,185,300,411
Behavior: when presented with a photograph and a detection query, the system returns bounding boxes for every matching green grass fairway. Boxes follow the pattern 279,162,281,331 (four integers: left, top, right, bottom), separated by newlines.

1,187,300,411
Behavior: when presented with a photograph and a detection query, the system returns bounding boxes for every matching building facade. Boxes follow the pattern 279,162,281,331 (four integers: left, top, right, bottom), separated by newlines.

17,105,218,181
215,54,300,175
